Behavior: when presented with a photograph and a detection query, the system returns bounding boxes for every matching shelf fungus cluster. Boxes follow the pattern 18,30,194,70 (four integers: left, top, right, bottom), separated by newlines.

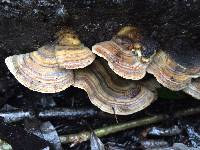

147,50,192,91
5,29,95,93
147,39,200,92
146,39,200,99
92,26,159,80
5,26,200,115
92,26,200,99
74,59,157,115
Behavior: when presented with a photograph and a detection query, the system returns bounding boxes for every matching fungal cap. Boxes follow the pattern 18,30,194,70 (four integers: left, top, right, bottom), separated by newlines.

92,40,150,80
116,26,142,41
5,53,74,93
53,29,96,69
34,29,96,70
74,59,156,115
32,45,58,67
54,45,96,69
147,50,192,91
56,29,81,46
183,78,200,100
92,26,159,80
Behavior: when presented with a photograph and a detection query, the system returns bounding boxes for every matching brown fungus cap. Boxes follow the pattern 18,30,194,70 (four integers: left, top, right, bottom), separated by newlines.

7,29,95,70
4,28,95,93
147,38,200,91
54,29,95,69
92,26,159,80
183,78,200,100
163,38,200,73
5,53,74,93
73,59,157,115
147,50,193,91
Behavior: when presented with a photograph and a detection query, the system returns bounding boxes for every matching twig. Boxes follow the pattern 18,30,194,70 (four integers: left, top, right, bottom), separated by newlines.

0,108,98,123
59,107,200,144
38,108,98,119
0,110,34,123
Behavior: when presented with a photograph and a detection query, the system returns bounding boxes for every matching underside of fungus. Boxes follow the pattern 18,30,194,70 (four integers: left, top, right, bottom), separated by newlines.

183,78,200,100
53,29,96,69
147,38,200,91
92,26,159,80
74,59,157,115
5,54,74,93
5,28,95,93
147,51,193,91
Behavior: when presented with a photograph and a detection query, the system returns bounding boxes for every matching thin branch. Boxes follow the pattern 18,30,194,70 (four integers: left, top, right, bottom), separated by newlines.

60,107,200,144
38,108,98,119
0,108,98,123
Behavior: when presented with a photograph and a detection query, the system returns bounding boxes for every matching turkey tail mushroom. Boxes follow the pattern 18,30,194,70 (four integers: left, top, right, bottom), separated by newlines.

147,39,200,91
5,28,95,93
5,53,74,93
54,29,95,69
147,50,192,91
92,26,159,80
183,78,200,100
74,59,157,115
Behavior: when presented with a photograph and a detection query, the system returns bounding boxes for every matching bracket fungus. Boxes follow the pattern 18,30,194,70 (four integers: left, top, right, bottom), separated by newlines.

92,27,200,94
147,51,192,91
147,39,200,91
183,78,200,100
92,26,159,80
5,29,95,93
54,29,95,69
74,59,157,115
5,26,200,115
5,53,74,93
